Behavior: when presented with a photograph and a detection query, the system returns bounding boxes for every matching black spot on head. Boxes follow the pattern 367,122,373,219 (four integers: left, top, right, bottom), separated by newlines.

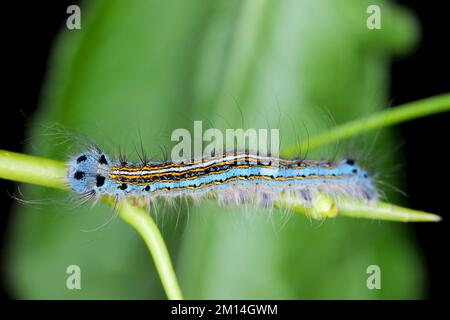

145,185,150,191
76,155,87,163
346,159,355,165
364,173,368,178
96,175,105,187
99,155,108,165
118,183,127,190
74,171,85,180
352,169,358,174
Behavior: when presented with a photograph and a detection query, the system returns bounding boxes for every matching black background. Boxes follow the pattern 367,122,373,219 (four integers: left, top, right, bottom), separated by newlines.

1,1,449,300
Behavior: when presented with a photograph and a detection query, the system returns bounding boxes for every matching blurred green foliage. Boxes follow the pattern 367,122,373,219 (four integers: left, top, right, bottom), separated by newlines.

7,0,425,298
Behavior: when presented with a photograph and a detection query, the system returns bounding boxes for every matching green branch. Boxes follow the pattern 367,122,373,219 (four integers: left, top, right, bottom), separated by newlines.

276,193,441,222
118,202,183,300
283,93,450,156
0,150,67,190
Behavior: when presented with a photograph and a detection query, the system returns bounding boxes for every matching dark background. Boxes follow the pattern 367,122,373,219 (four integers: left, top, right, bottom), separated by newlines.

1,1,449,299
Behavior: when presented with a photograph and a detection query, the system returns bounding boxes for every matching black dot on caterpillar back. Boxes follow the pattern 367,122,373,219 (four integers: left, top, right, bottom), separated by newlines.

346,159,355,166
74,171,85,180
99,154,108,165
96,175,105,187
77,155,87,163
119,183,127,190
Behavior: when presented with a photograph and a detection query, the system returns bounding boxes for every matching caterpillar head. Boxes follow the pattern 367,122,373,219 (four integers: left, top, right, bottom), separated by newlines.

67,150,111,195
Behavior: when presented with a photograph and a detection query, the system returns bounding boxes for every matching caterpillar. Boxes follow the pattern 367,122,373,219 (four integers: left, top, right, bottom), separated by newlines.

67,146,378,210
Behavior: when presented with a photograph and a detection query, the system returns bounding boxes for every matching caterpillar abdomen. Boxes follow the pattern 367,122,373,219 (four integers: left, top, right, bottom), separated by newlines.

67,147,378,209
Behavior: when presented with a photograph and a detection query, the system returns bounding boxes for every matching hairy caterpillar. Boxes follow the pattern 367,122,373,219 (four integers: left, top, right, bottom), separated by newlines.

67,145,378,210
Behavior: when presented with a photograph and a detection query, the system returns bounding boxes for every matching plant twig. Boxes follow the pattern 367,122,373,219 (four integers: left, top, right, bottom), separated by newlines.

276,193,441,222
118,202,184,300
0,150,67,190
283,94,450,156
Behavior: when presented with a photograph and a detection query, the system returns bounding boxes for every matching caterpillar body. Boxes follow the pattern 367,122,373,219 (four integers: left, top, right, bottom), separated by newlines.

67,146,378,210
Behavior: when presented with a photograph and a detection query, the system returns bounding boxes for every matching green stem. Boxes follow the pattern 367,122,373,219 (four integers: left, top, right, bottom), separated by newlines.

118,202,184,300
283,93,450,156
0,150,67,190
0,149,184,300
337,201,442,222
276,194,441,222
